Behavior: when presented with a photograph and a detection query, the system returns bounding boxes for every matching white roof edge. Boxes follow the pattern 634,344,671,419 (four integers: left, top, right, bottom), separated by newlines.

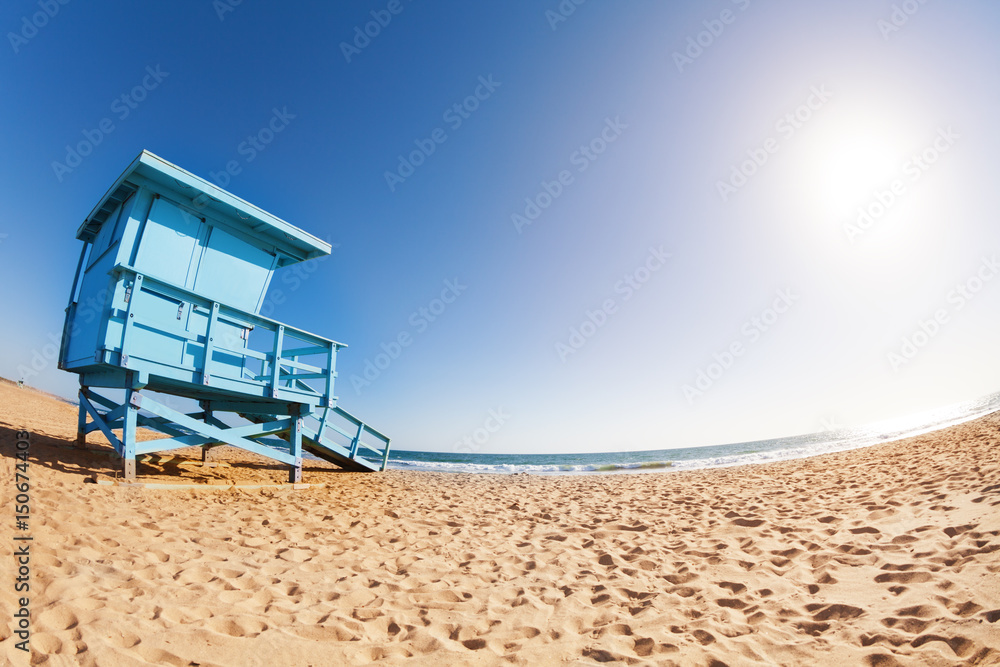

77,150,332,260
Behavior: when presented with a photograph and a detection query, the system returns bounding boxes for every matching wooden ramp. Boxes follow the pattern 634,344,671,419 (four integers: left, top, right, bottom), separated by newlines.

240,405,390,473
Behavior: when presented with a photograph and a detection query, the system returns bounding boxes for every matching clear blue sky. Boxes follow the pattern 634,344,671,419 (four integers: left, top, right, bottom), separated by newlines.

3,1,1000,453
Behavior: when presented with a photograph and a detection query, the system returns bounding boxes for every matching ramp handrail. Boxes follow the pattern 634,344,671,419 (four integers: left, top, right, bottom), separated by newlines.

312,405,391,471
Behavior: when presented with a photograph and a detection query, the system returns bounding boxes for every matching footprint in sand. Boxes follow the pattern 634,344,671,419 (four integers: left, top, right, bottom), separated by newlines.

631,636,655,656
894,604,937,618
37,606,79,632
943,524,977,538
910,634,974,658
806,603,865,622
716,598,747,610
715,581,747,595
795,621,830,636
880,563,916,572
276,547,314,562
160,606,213,624
174,566,216,584
664,572,698,585
731,518,765,528
771,548,802,558
206,616,268,638
218,590,254,605
31,632,63,655
880,617,930,634
669,586,698,599
107,629,142,648
289,622,357,642
690,629,715,645
874,571,932,584
134,645,189,666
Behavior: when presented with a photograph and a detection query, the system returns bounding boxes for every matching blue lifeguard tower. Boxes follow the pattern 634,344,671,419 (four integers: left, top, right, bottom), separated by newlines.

58,150,390,481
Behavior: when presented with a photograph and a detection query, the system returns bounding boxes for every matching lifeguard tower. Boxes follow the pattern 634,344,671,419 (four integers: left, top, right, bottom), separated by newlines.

58,150,390,481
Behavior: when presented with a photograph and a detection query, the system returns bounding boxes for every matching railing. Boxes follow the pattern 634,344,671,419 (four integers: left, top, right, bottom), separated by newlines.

111,264,343,406
312,405,392,471
281,375,391,471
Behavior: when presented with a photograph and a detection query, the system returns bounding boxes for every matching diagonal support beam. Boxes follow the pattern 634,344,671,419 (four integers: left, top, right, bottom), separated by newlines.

78,390,123,455
135,413,192,439
104,403,130,425
132,392,297,465
134,418,295,455
83,389,121,411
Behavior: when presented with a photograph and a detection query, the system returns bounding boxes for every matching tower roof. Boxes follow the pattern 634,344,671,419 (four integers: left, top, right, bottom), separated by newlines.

77,150,331,265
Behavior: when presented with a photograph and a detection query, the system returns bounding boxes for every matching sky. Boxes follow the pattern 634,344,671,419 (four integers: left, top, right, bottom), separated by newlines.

2,1,1000,454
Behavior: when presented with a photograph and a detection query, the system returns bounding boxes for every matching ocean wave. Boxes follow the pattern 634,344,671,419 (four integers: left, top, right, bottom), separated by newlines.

387,459,675,475
386,393,1000,476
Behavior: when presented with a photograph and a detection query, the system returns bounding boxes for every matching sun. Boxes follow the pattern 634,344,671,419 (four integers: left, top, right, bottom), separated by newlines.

799,114,907,216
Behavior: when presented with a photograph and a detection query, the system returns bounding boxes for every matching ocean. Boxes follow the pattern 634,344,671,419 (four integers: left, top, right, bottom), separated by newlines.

384,391,1000,475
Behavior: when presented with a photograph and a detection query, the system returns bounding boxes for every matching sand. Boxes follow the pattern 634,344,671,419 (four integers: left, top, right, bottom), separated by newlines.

1,380,999,666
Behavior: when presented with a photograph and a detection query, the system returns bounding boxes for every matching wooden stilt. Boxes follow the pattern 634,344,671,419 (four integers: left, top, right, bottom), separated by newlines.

289,411,303,483
201,401,214,466
76,390,88,448
122,385,137,481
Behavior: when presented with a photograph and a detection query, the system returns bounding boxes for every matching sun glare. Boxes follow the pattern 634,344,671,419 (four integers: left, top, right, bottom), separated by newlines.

802,119,906,216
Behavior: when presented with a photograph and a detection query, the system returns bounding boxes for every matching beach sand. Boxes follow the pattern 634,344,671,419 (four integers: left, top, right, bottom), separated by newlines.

1,380,999,666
